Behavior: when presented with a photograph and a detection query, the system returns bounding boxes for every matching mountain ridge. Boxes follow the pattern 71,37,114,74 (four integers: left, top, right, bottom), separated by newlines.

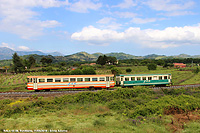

0,47,200,61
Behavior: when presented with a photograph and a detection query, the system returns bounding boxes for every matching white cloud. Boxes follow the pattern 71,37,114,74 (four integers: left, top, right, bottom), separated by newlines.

0,0,66,39
0,42,31,51
97,17,115,24
131,17,157,24
112,0,137,9
97,17,122,30
18,46,31,51
71,24,200,48
159,11,195,16
67,0,102,13
115,11,137,18
71,26,124,45
0,42,15,50
144,0,195,12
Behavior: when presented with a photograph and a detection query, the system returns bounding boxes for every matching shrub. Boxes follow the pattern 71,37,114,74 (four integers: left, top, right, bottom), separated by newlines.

147,63,157,70
111,67,121,75
82,67,96,75
70,69,83,75
126,68,132,73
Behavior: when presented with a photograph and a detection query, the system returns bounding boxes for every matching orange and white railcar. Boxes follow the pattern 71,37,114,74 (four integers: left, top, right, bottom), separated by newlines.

27,75,115,91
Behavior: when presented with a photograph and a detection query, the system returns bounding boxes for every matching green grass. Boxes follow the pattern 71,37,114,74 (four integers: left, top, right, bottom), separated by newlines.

0,87,200,132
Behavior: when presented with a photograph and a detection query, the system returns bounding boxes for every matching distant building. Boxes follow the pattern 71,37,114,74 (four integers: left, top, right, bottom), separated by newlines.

71,67,78,70
89,63,96,66
173,63,186,68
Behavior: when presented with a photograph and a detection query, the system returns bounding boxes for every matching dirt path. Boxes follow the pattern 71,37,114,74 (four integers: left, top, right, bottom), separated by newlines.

165,107,200,132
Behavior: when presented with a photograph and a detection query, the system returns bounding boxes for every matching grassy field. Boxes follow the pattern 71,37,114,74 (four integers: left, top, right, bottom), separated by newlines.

0,87,200,132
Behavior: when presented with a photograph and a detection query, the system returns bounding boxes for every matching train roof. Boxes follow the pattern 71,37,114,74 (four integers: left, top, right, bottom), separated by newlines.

27,74,114,78
117,73,171,76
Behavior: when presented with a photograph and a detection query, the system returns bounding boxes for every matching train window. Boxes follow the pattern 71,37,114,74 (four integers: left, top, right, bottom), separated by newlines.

142,77,146,80
85,78,90,81
153,76,157,80
148,77,152,80
116,77,120,82
121,78,123,81
63,78,69,82
55,78,61,82
92,78,98,81
70,78,76,82
110,77,114,81
106,77,109,81
77,78,83,82
47,79,53,82
125,77,129,81
28,78,32,83
164,76,167,79
131,77,135,81
99,77,105,81
159,76,162,80
137,77,141,81
39,78,45,82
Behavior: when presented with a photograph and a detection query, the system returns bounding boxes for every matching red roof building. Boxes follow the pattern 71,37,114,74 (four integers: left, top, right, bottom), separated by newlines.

173,63,186,68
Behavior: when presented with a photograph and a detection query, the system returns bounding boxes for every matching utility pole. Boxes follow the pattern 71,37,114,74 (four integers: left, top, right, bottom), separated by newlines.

192,60,193,67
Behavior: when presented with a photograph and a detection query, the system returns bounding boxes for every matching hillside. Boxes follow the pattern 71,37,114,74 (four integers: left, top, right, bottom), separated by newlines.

0,47,63,60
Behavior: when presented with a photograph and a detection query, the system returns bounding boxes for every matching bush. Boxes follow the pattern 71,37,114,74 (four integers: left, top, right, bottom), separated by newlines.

147,63,157,70
126,68,132,73
82,67,96,75
111,67,121,75
70,69,83,75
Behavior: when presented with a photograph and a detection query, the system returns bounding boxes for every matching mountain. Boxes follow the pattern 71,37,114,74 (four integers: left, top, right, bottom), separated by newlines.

47,52,64,56
1,47,200,63
16,51,46,56
144,54,167,59
0,47,63,60
64,52,97,62
0,47,15,60
105,52,141,59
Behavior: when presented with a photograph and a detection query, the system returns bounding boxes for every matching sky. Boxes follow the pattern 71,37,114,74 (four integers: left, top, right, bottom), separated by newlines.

0,0,200,56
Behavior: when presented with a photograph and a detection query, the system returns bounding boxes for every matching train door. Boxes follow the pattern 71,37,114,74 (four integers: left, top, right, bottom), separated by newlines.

106,77,110,87
121,76,124,86
33,78,38,90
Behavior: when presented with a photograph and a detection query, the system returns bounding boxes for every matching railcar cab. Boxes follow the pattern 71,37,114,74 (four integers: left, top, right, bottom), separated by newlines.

116,74,172,87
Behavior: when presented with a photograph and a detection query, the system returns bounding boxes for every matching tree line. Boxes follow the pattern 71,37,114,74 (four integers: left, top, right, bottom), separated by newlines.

10,52,200,73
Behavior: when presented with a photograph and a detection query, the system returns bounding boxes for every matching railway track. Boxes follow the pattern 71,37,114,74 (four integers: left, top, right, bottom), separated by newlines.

152,84,200,90
0,90,96,99
0,84,199,99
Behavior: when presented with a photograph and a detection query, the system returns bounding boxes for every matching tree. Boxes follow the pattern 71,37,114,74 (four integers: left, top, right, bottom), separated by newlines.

126,68,132,73
40,57,47,66
193,67,199,74
97,55,107,65
40,57,52,66
111,67,121,76
82,67,96,75
28,56,36,68
147,63,157,70
70,69,83,75
156,59,165,66
12,52,24,73
97,55,117,65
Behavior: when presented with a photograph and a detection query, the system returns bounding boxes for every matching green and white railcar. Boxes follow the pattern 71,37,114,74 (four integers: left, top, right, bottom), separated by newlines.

116,74,172,87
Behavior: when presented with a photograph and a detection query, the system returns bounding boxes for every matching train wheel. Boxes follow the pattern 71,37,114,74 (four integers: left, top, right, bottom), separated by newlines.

35,90,40,92
89,87,95,91
45,89,50,92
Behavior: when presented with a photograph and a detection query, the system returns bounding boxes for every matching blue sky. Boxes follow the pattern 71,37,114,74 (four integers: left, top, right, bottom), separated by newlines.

0,0,200,56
